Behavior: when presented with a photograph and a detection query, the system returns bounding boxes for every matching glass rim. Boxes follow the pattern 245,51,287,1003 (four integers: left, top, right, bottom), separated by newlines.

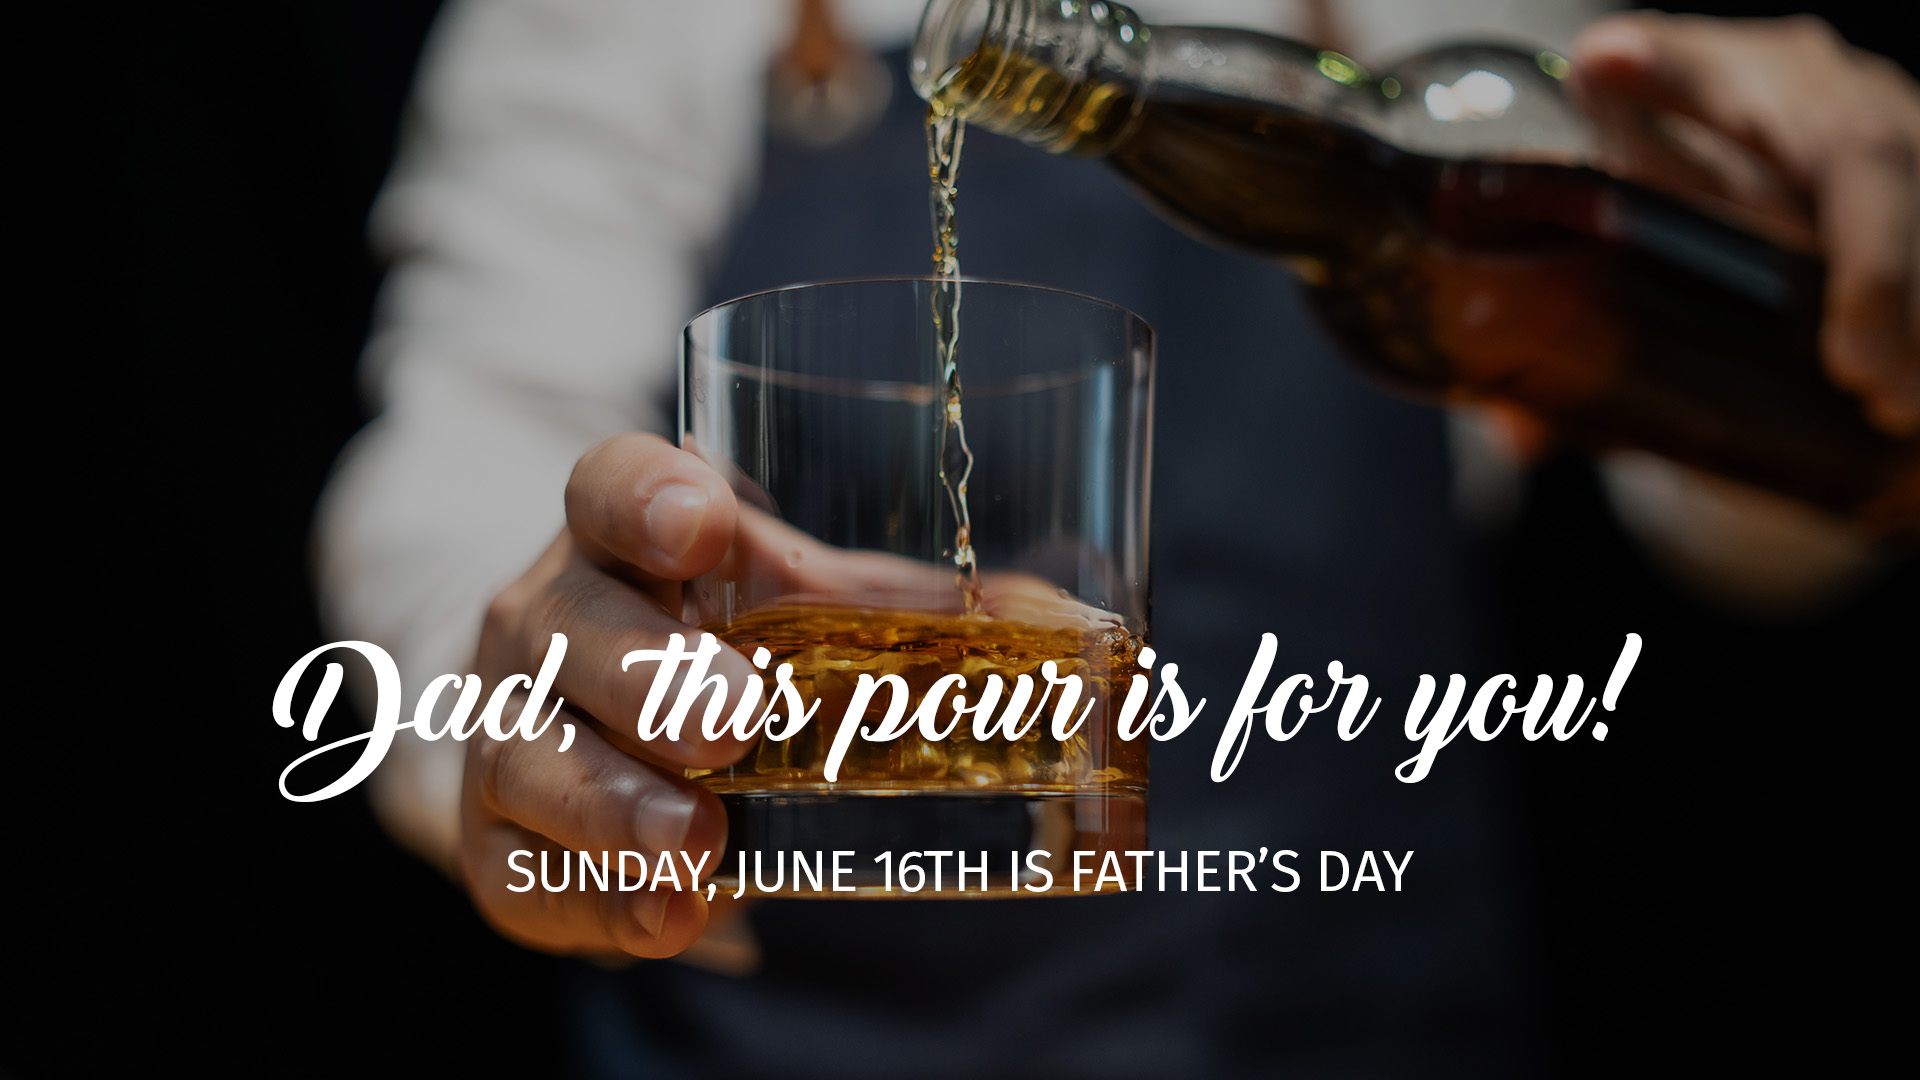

685,275,1153,334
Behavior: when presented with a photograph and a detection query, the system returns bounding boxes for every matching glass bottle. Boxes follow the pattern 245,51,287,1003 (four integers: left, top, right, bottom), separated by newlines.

912,0,1918,527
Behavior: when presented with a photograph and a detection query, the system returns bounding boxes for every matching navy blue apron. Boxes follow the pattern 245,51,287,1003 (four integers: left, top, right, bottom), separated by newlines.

566,50,1534,1078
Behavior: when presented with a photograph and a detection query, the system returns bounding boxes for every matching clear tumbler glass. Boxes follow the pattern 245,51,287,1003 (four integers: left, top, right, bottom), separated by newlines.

680,278,1153,896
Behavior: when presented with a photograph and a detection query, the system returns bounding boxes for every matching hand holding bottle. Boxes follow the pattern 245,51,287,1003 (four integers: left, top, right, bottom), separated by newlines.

1569,12,1920,436
915,0,1916,523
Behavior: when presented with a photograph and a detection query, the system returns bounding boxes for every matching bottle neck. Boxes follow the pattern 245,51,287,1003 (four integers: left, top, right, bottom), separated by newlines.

917,2,1595,167
912,0,1152,153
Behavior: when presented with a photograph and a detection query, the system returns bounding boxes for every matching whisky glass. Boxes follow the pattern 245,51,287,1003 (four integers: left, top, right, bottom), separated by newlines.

681,278,1153,895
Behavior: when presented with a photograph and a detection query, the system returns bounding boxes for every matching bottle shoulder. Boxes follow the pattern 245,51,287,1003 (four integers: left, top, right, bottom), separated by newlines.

1134,29,1589,165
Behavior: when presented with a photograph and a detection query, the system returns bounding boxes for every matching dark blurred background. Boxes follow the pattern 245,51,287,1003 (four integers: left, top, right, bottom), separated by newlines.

77,2,1911,1075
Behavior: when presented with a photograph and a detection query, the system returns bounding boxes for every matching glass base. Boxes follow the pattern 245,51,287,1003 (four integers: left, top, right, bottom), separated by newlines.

712,790,1147,898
